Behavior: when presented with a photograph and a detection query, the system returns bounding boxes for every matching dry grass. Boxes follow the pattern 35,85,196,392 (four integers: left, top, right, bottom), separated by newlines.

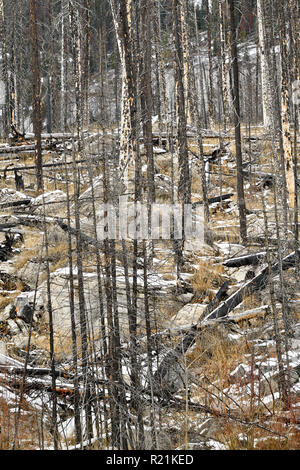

158,299,183,324
32,332,77,362
215,410,300,450
0,274,28,313
14,231,43,270
0,293,19,312
242,292,263,311
184,321,300,450
156,155,172,177
187,328,248,384
0,394,52,450
190,260,225,301
47,242,70,268
16,234,71,284
260,139,274,165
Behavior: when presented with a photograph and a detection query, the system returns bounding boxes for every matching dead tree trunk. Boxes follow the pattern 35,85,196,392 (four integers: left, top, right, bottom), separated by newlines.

30,0,43,191
228,0,247,242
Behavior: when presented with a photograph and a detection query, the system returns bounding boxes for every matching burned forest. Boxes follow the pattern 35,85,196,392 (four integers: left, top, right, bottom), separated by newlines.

0,0,300,452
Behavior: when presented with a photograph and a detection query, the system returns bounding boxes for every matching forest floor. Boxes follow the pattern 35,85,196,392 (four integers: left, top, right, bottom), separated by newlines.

0,123,300,449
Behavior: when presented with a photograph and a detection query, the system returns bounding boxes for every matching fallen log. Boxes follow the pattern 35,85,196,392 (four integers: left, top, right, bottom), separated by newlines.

22,132,75,141
0,216,106,252
56,219,104,250
165,397,287,439
0,229,23,236
192,193,233,207
153,281,231,388
198,282,230,322
228,305,269,323
0,143,58,154
1,375,78,398
0,364,74,379
10,125,25,143
154,250,300,392
1,158,91,174
0,222,24,230
223,251,267,267
1,154,103,178
55,218,133,263
0,199,32,210
205,249,300,321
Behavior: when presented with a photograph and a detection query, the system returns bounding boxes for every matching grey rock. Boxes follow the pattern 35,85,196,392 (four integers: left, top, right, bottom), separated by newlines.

230,363,250,383
0,340,7,355
271,369,299,389
293,323,300,339
0,304,12,322
177,293,194,303
167,303,206,329
198,418,225,439
290,338,300,351
13,334,29,350
15,318,28,333
7,319,20,335
31,190,67,216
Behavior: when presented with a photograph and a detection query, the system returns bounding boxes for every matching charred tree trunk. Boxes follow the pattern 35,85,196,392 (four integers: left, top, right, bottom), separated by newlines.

228,0,247,242
30,0,43,191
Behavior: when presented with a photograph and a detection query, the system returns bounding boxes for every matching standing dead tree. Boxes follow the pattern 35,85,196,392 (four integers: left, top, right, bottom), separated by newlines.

29,0,43,191
228,0,247,242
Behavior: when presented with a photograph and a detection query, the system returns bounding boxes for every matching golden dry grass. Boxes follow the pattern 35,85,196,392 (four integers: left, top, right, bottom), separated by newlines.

215,410,300,450
242,292,263,311
190,260,225,301
0,295,16,311
14,231,43,270
0,394,52,450
32,332,77,362
187,328,248,384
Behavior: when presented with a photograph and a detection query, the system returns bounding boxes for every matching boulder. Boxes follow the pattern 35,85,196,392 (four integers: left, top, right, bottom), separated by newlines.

31,265,170,338
177,293,194,303
7,318,20,335
14,293,34,323
167,303,207,329
0,187,28,204
230,267,256,283
293,323,300,339
12,333,29,350
198,417,225,439
0,340,6,355
31,190,68,216
270,369,299,393
230,363,251,383
15,318,29,333
0,303,12,322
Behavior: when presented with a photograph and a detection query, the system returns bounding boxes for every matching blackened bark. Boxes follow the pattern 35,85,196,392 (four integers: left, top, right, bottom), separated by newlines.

30,0,43,191
228,0,247,242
